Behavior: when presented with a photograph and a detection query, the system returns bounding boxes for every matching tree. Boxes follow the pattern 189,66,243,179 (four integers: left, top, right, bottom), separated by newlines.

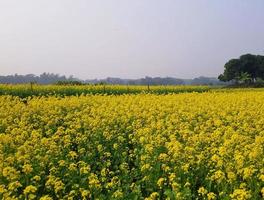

218,54,264,83
218,58,241,82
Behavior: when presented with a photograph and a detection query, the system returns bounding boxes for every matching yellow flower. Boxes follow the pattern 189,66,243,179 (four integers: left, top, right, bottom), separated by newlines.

227,172,236,182
139,136,145,144
32,175,41,182
81,189,91,198
261,187,264,198
39,195,53,200
112,189,123,198
230,188,251,200
24,185,37,195
100,168,108,177
88,173,101,189
97,145,103,152
171,182,180,192
198,187,208,196
68,163,77,171
54,180,64,194
68,151,78,159
211,170,225,183
28,194,36,200
58,160,66,167
113,143,119,149
259,174,264,182
169,173,176,183
0,184,6,194
141,163,151,172
22,164,33,174
243,167,256,180
2,166,20,181
182,163,190,172
145,192,159,200
8,181,22,191
80,166,90,174
157,178,166,188
207,192,216,200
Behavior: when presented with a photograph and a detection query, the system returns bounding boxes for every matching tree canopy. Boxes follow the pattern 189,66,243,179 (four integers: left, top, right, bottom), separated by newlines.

218,54,264,83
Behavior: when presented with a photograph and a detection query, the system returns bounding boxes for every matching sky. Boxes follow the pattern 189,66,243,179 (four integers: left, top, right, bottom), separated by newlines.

0,0,264,79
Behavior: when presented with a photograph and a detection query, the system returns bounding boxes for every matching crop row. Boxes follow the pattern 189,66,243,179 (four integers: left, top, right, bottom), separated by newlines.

0,84,211,98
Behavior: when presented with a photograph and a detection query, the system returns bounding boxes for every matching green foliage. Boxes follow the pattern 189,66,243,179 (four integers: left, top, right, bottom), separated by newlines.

218,54,264,83
238,72,251,84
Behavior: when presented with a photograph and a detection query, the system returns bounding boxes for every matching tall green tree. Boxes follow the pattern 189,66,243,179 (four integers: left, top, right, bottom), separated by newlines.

218,54,264,83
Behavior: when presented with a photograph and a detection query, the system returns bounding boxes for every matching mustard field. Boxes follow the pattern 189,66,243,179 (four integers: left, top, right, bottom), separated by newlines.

0,84,211,97
0,90,264,199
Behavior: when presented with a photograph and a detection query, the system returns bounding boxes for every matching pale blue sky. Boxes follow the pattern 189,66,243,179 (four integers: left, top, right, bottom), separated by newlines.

0,0,264,79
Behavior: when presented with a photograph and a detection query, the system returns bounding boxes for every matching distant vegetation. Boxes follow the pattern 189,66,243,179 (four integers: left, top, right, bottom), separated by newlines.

56,81,84,86
0,73,224,85
218,54,264,86
0,73,80,85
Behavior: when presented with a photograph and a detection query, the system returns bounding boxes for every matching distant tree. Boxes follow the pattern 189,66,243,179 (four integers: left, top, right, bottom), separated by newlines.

218,54,264,83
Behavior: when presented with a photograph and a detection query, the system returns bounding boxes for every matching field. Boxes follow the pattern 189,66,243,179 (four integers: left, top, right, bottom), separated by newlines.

0,85,264,199
0,84,211,97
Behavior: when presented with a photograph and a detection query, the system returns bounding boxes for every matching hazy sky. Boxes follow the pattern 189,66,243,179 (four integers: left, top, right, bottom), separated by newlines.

0,0,264,79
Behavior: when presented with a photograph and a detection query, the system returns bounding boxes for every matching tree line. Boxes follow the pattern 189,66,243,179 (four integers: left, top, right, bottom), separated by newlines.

0,73,223,85
0,73,80,84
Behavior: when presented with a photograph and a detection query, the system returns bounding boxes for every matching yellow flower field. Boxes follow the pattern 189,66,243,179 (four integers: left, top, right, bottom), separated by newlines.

0,91,264,199
0,84,211,98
